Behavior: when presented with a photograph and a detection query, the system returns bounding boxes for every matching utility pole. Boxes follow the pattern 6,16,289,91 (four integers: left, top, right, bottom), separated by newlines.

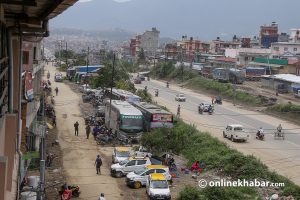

65,41,68,69
39,91,46,200
181,48,184,82
86,46,89,73
108,54,116,129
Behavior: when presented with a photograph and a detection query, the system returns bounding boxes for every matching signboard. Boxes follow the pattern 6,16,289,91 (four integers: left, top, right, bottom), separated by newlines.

152,114,172,122
22,151,40,160
24,71,34,101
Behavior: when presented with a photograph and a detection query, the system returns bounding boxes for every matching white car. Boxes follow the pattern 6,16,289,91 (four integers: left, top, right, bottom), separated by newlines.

175,93,186,102
146,173,171,200
223,124,249,142
110,156,151,178
126,165,172,189
112,147,131,164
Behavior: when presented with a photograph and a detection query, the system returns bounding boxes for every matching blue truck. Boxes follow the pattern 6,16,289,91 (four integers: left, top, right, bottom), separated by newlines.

212,68,245,84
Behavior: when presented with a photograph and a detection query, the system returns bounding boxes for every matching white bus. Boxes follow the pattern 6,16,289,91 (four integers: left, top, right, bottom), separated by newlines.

105,100,144,139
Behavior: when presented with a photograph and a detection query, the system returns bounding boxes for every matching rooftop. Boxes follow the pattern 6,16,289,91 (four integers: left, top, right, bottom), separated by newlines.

262,74,300,84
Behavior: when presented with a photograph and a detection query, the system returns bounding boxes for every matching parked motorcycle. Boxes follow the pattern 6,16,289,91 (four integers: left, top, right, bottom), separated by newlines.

59,184,80,197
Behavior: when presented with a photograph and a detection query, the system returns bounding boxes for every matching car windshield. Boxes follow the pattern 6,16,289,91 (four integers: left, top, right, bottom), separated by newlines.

151,180,169,189
134,167,146,175
119,159,130,165
116,151,130,157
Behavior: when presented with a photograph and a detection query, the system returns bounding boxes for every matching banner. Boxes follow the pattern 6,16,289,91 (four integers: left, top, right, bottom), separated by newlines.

24,71,34,101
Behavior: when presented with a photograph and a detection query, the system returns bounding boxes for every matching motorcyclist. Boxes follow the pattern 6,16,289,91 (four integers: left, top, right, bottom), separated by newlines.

47,71,50,79
277,124,282,133
177,104,181,116
155,89,159,97
166,82,169,88
199,103,204,113
144,86,148,92
256,127,264,139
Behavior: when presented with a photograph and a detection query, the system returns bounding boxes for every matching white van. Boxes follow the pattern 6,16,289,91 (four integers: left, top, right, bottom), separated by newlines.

223,124,249,142
146,173,171,200
126,165,171,189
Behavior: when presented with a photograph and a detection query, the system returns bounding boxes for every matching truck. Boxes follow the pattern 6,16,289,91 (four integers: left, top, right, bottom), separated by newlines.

212,68,245,84
243,67,266,81
276,83,289,94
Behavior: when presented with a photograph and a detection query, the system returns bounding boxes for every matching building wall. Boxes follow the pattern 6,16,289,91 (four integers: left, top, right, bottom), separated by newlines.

139,28,159,57
271,43,300,57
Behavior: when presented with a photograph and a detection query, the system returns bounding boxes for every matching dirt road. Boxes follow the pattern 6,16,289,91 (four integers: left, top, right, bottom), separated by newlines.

47,65,124,200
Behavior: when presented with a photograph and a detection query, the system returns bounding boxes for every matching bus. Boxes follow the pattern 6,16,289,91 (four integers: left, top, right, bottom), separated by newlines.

105,100,144,139
106,88,141,104
132,102,173,131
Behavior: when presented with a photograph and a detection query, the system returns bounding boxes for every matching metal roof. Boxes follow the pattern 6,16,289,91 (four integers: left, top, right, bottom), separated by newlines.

133,102,171,115
111,100,143,116
2,0,78,35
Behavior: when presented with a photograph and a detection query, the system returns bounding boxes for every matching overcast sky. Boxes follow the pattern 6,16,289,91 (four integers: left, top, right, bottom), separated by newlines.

52,0,300,40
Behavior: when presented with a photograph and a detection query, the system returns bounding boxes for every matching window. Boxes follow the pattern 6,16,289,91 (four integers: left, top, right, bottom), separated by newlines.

126,160,135,166
294,48,298,52
145,169,155,175
137,160,147,165
22,51,29,64
155,169,166,173
33,47,37,60
284,47,288,51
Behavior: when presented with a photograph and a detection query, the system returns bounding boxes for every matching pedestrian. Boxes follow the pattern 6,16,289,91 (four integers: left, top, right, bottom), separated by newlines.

55,87,59,96
85,124,91,139
98,193,105,200
52,115,56,127
211,96,215,104
95,155,102,175
74,121,79,136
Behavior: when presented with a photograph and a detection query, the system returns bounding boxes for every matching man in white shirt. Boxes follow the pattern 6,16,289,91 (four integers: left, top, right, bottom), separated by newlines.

98,193,105,200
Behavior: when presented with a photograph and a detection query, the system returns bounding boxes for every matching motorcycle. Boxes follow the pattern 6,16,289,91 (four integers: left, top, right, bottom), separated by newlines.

208,108,213,115
256,132,265,140
166,83,169,88
59,184,80,198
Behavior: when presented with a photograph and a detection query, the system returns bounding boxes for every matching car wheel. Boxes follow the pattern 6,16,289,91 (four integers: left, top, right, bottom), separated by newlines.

133,181,142,189
231,135,235,142
115,171,123,178
223,131,226,138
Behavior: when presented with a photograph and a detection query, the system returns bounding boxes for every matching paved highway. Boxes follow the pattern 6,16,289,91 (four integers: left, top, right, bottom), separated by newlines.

136,79,300,185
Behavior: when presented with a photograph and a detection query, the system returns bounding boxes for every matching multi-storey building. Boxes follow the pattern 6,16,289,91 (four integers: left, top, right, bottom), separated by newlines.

210,39,240,54
0,2,77,200
260,22,279,48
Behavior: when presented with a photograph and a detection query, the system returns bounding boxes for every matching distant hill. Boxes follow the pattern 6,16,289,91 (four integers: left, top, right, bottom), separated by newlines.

49,27,134,42
51,0,300,40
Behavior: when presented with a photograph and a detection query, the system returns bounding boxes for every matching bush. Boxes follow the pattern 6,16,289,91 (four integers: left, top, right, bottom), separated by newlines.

177,186,202,200
141,120,300,198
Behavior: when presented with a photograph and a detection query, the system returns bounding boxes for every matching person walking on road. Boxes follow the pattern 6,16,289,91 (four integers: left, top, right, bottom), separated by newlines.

55,87,59,96
95,155,102,175
74,121,79,136
85,124,91,139
52,115,56,127
98,193,105,200
177,104,181,117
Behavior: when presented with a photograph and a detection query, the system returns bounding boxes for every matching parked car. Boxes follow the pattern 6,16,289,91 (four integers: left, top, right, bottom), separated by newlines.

112,147,131,164
146,173,171,200
223,124,249,142
175,94,186,102
126,165,172,189
110,156,151,178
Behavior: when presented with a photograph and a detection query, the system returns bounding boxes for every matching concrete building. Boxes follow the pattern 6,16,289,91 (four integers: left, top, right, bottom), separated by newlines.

289,29,300,43
164,43,177,60
271,42,300,58
210,39,240,54
278,33,289,42
260,22,279,48
139,27,160,57
225,48,271,67
0,1,77,200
